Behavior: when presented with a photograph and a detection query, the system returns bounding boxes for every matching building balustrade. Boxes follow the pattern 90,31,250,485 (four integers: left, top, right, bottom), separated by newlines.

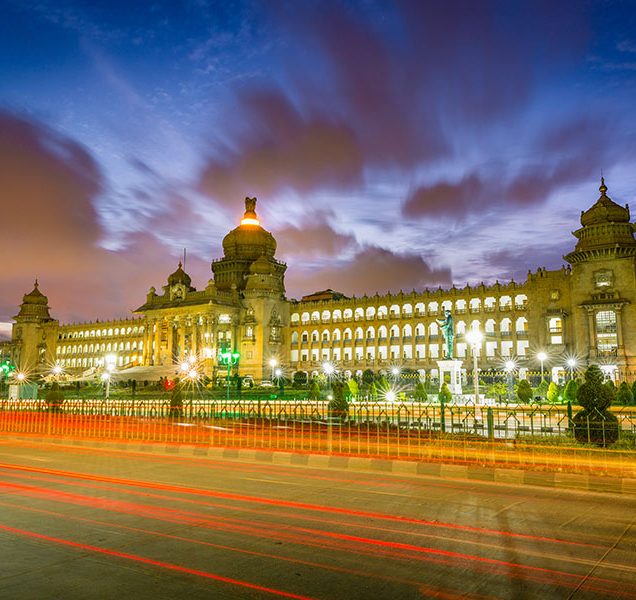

484,306,496,313
516,331,528,338
499,304,513,311
402,335,413,342
500,331,512,338
469,307,481,314
415,335,425,342
455,308,467,314
343,317,353,322
429,335,439,341
378,336,387,343
390,336,399,343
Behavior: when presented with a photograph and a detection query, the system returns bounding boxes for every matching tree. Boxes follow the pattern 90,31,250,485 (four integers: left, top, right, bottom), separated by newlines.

535,379,549,399
361,369,375,387
546,381,560,403
616,381,634,405
573,365,619,446
169,378,183,418
486,381,507,402
438,382,452,404
632,380,636,405
368,381,377,401
347,378,359,399
293,371,308,388
308,379,321,400
414,380,427,402
563,379,578,404
45,382,64,412
328,379,349,419
516,379,533,404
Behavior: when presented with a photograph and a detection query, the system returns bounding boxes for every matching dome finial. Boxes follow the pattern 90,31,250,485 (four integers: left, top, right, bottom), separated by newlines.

34,278,39,288
241,196,260,226
599,176,608,196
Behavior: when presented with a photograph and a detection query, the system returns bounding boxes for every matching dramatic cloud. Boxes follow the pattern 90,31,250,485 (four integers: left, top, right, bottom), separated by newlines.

287,246,452,299
403,115,621,219
274,213,357,259
200,90,364,203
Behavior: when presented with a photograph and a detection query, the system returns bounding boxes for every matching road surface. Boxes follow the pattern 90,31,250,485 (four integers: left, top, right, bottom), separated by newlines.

0,438,634,599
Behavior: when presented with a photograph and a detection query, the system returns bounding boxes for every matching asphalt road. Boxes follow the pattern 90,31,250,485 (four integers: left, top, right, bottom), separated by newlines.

0,439,634,599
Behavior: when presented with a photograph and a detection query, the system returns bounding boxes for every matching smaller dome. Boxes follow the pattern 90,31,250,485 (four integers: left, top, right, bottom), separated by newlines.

581,178,631,226
17,280,51,319
22,280,48,305
167,262,192,288
249,254,274,275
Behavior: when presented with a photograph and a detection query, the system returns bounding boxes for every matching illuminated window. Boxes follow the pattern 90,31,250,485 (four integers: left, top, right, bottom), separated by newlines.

595,311,617,355
548,317,562,345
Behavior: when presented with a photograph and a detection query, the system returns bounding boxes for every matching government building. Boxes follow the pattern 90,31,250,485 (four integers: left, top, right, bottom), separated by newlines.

4,180,636,385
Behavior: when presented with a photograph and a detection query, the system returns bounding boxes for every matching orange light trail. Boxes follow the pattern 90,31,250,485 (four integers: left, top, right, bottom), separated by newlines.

0,478,630,597
0,498,482,597
0,462,598,548
0,523,317,600
2,468,610,562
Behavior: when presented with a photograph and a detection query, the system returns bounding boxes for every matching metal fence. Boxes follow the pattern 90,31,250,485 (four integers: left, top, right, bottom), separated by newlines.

1,398,635,477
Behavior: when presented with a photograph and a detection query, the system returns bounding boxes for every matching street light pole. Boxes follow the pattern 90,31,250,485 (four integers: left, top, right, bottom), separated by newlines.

465,329,483,405
537,351,547,383
505,360,515,404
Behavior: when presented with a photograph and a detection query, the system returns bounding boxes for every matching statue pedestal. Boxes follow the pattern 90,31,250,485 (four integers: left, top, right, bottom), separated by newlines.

437,360,463,395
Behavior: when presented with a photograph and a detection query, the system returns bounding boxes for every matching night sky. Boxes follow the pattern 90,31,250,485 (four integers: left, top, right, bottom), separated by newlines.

2,0,636,336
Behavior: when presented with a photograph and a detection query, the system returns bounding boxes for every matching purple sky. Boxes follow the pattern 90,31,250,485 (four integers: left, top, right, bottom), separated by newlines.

1,0,636,335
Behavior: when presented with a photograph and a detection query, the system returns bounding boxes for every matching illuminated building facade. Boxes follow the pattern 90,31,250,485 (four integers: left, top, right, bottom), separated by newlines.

6,181,636,383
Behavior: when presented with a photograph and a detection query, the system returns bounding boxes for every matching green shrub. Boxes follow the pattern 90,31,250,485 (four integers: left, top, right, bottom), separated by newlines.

169,378,183,417
617,381,634,405
414,381,427,402
309,379,321,400
546,381,560,403
574,365,619,446
563,379,578,403
45,382,65,411
438,382,452,404
516,379,533,403
328,379,349,418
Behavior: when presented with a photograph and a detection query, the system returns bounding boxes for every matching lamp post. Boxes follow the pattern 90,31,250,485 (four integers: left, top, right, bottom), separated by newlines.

537,351,547,383
505,360,515,404
219,345,240,400
567,358,576,381
103,353,117,400
465,329,483,404
322,362,335,452
269,358,278,382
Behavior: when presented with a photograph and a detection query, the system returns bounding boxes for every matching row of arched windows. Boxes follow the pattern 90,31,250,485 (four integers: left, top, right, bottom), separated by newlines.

59,355,135,369
56,341,143,355
291,318,528,343
58,325,144,340
291,295,528,324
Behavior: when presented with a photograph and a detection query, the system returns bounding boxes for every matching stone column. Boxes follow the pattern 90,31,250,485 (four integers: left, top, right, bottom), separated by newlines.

192,317,199,357
586,308,597,358
167,319,175,363
153,319,161,365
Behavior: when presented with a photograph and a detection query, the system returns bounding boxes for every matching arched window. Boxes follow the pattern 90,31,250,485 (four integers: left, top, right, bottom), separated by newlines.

332,309,342,322
301,312,310,324
378,325,387,339
366,306,376,320
291,331,299,343
402,303,413,316
390,325,400,338
322,329,331,342
311,330,319,342
377,306,388,319
332,328,341,341
354,327,363,340
321,310,331,322
354,308,364,321
402,324,412,337
366,326,375,339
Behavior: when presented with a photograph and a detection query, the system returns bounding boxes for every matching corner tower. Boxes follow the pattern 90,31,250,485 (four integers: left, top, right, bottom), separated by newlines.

565,179,636,377
11,280,59,372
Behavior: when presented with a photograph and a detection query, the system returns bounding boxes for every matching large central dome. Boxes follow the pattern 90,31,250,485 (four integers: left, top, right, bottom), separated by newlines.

222,197,276,260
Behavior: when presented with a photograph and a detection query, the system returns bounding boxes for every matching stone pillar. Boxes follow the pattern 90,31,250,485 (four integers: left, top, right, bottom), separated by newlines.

586,308,597,358
167,319,175,363
192,317,199,357
153,320,161,365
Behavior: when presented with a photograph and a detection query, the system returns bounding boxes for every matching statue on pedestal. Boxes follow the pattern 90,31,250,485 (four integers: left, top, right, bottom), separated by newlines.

437,309,454,359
